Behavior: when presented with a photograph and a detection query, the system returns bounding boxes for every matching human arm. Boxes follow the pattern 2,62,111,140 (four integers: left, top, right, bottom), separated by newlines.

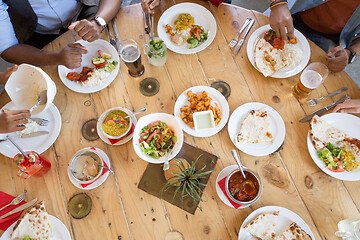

68,0,123,42
0,110,31,133
269,1,294,40
141,0,160,14
326,38,360,72
333,99,360,114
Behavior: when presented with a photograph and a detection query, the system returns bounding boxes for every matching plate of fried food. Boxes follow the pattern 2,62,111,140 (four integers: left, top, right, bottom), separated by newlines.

247,25,310,78
238,206,314,240
174,86,229,138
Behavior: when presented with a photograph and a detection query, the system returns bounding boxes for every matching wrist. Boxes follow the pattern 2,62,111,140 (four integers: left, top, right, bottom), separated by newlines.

270,0,288,9
91,20,103,34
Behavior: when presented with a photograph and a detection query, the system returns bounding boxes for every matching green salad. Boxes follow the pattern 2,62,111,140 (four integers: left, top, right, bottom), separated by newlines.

138,121,177,159
187,25,208,49
318,143,359,172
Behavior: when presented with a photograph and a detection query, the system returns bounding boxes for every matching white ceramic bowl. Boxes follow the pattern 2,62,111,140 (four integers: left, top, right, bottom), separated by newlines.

5,64,56,115
132,113,184,164
69,148,104,184
98,107,133,139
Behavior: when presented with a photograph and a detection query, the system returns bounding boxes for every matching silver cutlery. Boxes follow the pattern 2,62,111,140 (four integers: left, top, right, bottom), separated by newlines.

228,18,251,48
0,190,27,212
231,149,246,179
299,94,350,122
0,198,37,219
6,135,29,158
93,159,115,175
105,25,117,49
112,19,120,50
0,131,50,142
29,90,47,112
143,12,150,43
234,19,255,55
30,117,49,126
150,14,154,41
306,87,348,106
124,107,147,119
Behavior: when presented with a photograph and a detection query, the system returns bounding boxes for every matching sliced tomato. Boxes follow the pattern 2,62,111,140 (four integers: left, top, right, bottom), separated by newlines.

328,161,345,172
92,59,107,69
140,131,149,137
146,130,159,143
148,121,161,128
98,50,103,56
139,139,144,143
334,157,339,162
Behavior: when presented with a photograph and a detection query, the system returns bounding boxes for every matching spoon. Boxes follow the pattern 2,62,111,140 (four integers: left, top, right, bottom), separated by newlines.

30,90,47,112
87,155,115,175
125,107,147,119
163,145,171,171
6,136,29,159
231,149,246,179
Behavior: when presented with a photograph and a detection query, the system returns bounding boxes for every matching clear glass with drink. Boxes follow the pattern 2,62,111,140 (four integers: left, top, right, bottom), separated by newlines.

143,38,167,67
13,151,51,179
292,62,328,98
335,218,360,239
119,39,145,77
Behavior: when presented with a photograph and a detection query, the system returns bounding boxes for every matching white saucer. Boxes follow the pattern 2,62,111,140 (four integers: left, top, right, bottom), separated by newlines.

215,165,249,209
67,147,111,190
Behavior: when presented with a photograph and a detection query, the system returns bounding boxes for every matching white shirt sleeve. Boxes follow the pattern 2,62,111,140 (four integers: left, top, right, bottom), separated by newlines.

0,1,19,54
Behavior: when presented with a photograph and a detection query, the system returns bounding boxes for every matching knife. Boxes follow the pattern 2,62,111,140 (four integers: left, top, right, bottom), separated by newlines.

234,19,255,55
299,94,350,122
143,12,150,44
0,198,37,219
0,131,49,142
112,19,119,50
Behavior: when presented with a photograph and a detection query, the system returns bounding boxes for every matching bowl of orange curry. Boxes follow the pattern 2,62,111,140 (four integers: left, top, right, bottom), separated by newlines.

99,107,132,139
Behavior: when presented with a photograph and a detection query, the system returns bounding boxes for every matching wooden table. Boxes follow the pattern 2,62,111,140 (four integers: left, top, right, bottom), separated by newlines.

1,1,360,239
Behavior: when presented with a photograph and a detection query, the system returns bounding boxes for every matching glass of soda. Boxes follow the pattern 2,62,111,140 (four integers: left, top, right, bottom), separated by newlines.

119,39,145,77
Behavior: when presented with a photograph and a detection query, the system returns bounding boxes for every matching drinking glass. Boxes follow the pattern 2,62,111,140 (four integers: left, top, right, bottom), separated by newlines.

119,39,145,77
143,38,167,67
13,151,51,179
292,62,328,98
335,218,360,239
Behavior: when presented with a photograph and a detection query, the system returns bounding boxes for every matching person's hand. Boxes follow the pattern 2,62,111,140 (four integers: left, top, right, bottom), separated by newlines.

333,99,360,114
68,19,102,42
57,43,87,69
0,65,18,85
269,3,294,40
326,46,349,72
141,0,160,14
0,110,31,133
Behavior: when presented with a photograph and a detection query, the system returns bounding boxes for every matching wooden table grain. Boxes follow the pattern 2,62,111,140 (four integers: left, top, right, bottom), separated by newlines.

1,1,360,239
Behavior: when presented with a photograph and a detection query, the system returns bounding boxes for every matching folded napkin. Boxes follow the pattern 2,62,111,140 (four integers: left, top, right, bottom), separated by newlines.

108,123,135,145
0,191,27,231
80,160,109,188
217,176,242,209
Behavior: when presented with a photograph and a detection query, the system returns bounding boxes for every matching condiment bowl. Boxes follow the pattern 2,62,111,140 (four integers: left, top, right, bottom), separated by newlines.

70,148,104,184
225,167,263,206
98,107,133,139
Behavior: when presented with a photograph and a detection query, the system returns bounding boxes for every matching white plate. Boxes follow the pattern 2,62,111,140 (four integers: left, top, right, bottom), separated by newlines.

1,215,71,240
228,102,285,156
307,113,360,181
238,206,315,240
132,113,184,164
67,147,110,190
247,24,310,78
216,165,250,209
157,3,217,54
58,39,120,93
97,112,138,146
174,86,230,138
0,102,62,158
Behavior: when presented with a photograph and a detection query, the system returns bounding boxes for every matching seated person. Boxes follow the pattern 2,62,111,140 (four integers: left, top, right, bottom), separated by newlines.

333,99,360,114
0,65,31,133
269,0,360,72
0,0,122,69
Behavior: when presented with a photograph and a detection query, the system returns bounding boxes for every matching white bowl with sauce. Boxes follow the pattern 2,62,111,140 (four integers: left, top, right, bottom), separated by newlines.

98,107,133,140
193,110,215,131
70,148,104,184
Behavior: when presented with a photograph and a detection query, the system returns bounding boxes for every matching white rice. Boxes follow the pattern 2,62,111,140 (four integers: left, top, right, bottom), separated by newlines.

82,69,110,87
16,119,38,136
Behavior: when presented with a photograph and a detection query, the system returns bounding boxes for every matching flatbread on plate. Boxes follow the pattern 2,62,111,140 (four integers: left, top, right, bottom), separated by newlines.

244,211,279,240
275,222,312,240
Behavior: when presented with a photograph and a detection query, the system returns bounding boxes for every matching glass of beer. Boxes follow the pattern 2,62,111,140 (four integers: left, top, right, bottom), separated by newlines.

119,39,145,77
292,62,328,98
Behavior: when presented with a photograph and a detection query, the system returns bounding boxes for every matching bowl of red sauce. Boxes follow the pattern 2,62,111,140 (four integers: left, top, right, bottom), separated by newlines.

225,168,262,206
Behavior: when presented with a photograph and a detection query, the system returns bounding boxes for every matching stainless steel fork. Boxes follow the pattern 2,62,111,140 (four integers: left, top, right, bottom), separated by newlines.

30,118,49,126
306,87,348,106
106,25,117,49
0,190,27,212
228,18,252,48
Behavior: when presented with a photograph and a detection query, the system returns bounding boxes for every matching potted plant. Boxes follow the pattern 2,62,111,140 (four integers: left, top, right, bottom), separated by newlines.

162,156,215,210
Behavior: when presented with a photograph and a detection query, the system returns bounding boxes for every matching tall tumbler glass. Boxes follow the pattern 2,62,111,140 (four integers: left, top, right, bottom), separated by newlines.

119,39,145,77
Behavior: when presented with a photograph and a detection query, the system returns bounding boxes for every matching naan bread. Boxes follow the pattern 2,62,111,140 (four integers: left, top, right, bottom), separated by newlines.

275,222,312,240
254,38,287,77
309,115,349,150
244,211,279,240
11,201,53,240
237,109,273,144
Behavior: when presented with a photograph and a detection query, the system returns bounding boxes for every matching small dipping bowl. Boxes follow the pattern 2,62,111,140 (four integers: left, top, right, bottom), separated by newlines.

193,110,215,131
70,148,104,184
98,107,133,139
225,167,263,206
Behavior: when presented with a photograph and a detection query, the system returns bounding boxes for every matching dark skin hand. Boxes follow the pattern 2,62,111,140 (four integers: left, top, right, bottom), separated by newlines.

141,0,160,14
326,38,360,72
0,110,31,133
269,3,294,40
69,0,123,41
58,43,88,69
0,65,18,85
